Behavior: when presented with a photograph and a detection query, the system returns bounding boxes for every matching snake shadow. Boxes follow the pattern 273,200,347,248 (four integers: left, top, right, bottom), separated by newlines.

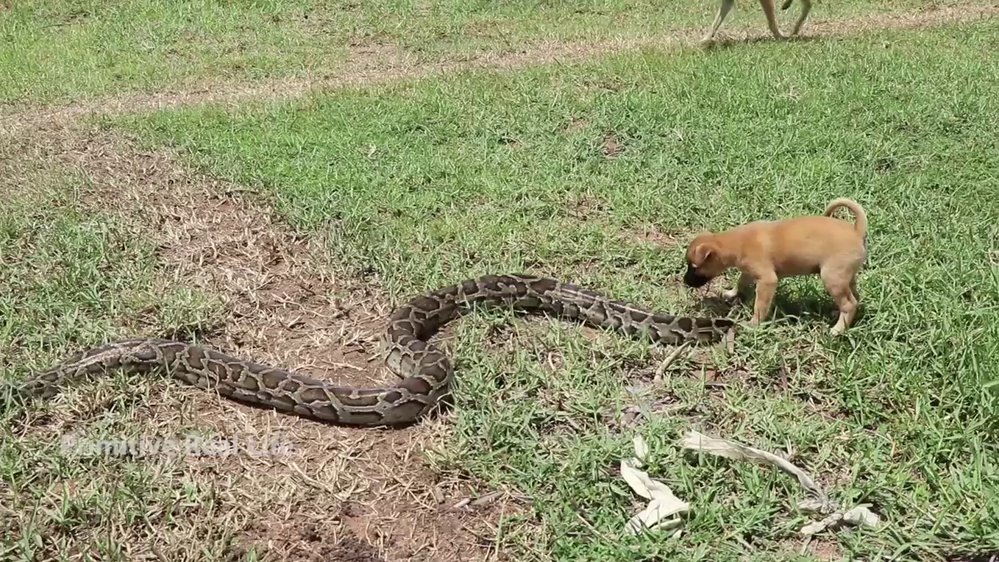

228,396,450,430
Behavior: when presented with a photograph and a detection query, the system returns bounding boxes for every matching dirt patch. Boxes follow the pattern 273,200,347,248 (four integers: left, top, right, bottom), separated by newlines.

777,536,844,561
3,3,996,139
600,132,623,158
4,121,504,561
630,224,680,247
11,122,391,391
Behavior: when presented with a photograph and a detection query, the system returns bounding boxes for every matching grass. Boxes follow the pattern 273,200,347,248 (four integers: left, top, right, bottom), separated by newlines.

0,163,219,363
78,19,999,560
0,0,951,105
0,162,226,560
4,0,999,559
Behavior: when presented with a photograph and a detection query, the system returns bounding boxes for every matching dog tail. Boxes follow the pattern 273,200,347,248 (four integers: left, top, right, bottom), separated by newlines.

824,198,867,236
781,0,793,10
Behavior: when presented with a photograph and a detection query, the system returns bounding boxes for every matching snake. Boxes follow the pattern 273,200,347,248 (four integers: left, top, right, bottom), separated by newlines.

14,273,735,426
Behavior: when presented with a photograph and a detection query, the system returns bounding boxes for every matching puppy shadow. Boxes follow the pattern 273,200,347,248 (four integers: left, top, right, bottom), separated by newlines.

769,291,839,325
692,285,868,328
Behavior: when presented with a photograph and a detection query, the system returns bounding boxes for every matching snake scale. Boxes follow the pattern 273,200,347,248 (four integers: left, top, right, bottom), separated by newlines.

16,273,735,426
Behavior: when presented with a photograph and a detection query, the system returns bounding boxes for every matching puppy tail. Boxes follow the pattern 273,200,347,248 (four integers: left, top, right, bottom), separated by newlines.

780,0,793,10
823,198,868,237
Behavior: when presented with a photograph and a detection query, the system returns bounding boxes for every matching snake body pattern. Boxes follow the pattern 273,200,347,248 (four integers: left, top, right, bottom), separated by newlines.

17,273,735,426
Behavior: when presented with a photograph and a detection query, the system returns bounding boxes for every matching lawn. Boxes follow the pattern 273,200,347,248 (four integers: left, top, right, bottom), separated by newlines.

3,5,999,562
0,0,950,105
98,20,999,560
0,159,226,558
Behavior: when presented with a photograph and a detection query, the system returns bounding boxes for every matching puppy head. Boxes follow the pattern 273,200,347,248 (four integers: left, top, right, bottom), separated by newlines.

683,232,724,288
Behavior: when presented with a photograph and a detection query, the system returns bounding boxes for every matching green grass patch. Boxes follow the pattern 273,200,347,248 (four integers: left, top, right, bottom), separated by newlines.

29,20,999,561
1,0,948,105
0,165,225,559
0,0,350,104
0,165,220,363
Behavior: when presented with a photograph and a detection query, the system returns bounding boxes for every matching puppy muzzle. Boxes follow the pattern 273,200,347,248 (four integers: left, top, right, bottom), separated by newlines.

683,265,712,288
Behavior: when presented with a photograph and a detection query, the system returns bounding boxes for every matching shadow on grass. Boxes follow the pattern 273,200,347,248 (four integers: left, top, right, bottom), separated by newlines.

691,284,870,329
699,34,820,50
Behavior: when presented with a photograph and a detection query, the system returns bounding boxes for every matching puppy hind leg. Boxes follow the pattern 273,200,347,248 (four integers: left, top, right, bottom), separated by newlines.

846,276,861,325
822,268,858,335
701,0,736,44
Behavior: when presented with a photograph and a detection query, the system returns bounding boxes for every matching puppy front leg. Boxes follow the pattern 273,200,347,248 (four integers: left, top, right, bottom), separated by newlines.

749,274,778,325
723,272,755,301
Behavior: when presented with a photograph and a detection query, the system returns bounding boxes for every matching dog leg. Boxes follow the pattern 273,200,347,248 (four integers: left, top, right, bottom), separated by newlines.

823,269,859,335
758,0,785,39
723,272,755,301
749,273,778,325
790,0,811,35
701,0,735,45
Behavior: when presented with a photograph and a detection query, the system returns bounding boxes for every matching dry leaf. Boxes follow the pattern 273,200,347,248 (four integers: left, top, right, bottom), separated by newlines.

680,430,826,503
620,436,689,534
680,430,882,535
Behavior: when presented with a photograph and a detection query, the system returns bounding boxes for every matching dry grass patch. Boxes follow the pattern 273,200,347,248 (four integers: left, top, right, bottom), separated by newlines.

2,123,512,561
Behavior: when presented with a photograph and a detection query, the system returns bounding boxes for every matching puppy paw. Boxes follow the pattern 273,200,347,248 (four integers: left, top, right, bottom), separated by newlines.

829,325,846,336
721,289,740,302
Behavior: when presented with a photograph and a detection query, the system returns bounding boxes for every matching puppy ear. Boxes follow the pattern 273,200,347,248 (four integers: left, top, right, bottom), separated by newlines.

691,242,714,266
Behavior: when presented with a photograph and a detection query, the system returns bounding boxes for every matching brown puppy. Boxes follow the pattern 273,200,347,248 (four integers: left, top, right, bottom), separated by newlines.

683,198,867,335
700,0,813,46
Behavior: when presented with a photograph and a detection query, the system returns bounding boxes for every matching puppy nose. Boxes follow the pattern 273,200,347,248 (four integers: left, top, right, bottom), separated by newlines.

683,270,708,288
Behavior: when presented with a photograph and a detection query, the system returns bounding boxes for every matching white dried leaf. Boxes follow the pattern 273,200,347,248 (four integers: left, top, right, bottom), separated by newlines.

799,507,879,536
843,505,881,527
801,515,838,535
620,459,655,500
680,430,827,504
620,460,683,504
680,431,883,536
633,434,650,464
620,458,689,535
625,498,687,534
